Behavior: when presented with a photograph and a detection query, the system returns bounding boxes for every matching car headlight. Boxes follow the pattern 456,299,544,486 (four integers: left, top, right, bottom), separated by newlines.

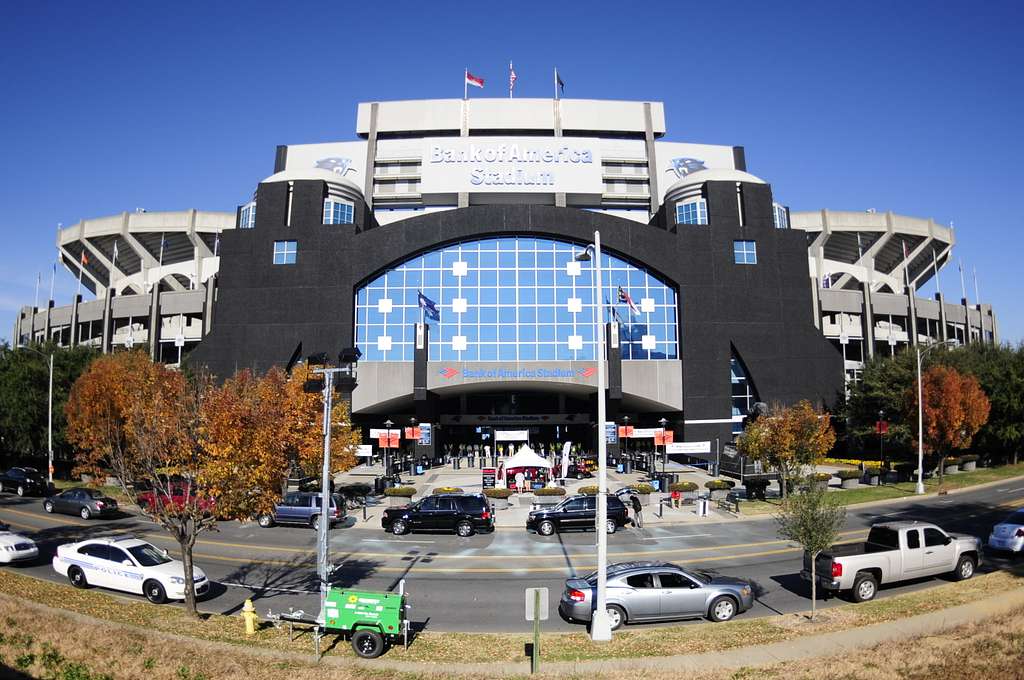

740,586,751,596
169,576,186,585
2,546,14,552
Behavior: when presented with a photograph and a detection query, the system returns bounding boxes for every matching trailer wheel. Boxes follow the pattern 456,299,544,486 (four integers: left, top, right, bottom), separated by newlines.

352,629,385,658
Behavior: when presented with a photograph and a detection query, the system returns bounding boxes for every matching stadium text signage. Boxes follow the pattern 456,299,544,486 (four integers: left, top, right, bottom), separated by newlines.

438,365,598,380
422,138,601,192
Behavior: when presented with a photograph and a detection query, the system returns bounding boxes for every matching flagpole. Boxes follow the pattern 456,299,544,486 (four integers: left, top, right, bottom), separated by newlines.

76,254,84,299
958,258,967,303
973,266,980,305
464,68,468,100
34,273,40,310
554,67,558,100
49,257,56,303
509,61,512,98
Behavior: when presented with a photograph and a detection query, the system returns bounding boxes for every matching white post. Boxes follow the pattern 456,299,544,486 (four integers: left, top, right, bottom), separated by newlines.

47,352,54,484
590,229,612,642
916,346,925,495
317,370,335,621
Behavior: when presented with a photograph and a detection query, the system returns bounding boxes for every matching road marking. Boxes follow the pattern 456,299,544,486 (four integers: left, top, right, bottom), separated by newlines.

359,539,436,544
219,581,316,594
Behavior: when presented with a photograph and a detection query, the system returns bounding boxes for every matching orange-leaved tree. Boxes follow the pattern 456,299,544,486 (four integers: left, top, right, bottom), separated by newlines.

908,364,990,486
737,400,836,498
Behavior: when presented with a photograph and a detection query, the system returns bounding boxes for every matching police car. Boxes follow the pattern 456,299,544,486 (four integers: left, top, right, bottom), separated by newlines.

52,536,209,604
0,522,38,564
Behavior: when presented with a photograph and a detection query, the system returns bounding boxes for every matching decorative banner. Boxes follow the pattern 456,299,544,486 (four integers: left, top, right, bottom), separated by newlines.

418,423,432,445
495,430,530,442
631,427,661,438
654,430,675,446
377,432,400,448
605,422,618,444
356,445,374,457
404,427,422,440
617,425,634,438
666,441,712,454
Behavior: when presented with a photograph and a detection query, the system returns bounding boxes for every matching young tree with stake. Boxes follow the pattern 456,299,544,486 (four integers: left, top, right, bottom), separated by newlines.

776,482,846,620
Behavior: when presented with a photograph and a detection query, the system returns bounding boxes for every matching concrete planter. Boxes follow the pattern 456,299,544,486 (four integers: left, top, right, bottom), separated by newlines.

883,471,899,484
811,479,830,492
866,474,880,486
945,464,960,474
532,495,562,508
489,498,510,510
962,461,977,472
840,478,860,490
708,489,729,501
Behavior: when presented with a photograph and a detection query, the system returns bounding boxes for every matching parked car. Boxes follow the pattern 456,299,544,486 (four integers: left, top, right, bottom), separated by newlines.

0,467,48,497
43,487,118,519
803,521,982,602
136,482,215,515
381,493,494,537
559,561,754,630
0,521,38,564
52,536,208,604
257,491,344,529
988,509,1024,554
527,494,629,536
564,463,592,480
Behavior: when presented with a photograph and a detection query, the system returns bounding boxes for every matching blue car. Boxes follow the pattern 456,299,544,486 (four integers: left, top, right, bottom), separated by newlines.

257,491,344,530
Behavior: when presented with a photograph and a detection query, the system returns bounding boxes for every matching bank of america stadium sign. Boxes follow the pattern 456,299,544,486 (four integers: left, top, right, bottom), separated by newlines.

439,366,597,380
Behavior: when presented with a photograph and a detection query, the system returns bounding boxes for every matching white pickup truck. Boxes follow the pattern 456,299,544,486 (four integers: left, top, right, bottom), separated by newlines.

802,521,983,602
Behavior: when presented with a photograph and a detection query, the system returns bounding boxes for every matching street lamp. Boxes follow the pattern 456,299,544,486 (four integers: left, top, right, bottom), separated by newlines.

383,418,394,477
658,417,669,477
16,344,54,485
916,339,956,494
576,231,612,642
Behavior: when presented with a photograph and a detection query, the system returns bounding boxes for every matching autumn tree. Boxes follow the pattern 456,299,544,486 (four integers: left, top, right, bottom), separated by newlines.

909,364,990,485
737,400,837,499
282,363,361,481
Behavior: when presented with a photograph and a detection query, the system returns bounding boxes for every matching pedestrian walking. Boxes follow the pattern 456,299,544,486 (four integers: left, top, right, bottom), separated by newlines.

630,493,643,529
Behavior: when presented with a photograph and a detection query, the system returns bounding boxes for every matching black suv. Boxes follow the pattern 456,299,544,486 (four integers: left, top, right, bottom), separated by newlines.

0,467,48,497
381,493,494,537
527,494,629,536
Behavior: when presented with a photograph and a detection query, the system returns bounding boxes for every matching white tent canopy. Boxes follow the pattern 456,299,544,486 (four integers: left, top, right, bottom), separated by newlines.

503,445,552,469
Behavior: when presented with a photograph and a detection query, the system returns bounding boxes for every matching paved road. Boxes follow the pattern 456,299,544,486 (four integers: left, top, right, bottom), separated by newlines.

1,481,1022,633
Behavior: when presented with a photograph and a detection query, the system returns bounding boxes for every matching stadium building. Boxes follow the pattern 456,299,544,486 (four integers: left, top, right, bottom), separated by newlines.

12,98,998,466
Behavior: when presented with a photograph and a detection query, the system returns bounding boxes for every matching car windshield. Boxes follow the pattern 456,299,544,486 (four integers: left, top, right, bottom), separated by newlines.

1006,510,1024,524
128,543,172,567
689,570,713,584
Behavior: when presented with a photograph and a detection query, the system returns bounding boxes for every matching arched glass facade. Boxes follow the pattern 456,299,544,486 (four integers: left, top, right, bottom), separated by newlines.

355,236,679,362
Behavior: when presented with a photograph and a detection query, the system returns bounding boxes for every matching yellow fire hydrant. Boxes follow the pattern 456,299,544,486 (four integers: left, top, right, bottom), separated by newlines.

241,599,259,635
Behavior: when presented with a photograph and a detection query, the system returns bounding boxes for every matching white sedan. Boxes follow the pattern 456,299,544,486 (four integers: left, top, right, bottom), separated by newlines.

988,509,1024,553
53,536,209,604
0,522,38,564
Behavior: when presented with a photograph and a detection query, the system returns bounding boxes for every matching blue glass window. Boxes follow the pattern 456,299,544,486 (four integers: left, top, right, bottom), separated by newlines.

323,199,354,225
272,240,297,265
676,199,707,225
353,236,680,361
240,202,256,229
773,203,789,230
733,240,757,265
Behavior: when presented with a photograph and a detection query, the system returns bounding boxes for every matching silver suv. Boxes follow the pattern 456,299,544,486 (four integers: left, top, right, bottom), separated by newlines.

558,561,754,630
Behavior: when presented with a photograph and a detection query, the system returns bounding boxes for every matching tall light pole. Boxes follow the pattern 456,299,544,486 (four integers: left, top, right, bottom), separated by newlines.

658,417,669,478
17,344,54,484
916,339,956,494
576,230,611,642
383,418,394,478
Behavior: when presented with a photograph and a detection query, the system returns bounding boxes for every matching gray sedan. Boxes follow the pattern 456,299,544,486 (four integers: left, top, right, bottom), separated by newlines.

559,561,754,630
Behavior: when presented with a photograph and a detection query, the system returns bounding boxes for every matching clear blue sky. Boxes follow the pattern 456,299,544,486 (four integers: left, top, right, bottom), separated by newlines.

1,1,1022,343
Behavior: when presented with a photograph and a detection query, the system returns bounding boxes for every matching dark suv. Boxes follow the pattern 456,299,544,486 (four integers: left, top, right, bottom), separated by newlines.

381,493,494,537
257,492,344,530
0,467,48,497
527,494,629,536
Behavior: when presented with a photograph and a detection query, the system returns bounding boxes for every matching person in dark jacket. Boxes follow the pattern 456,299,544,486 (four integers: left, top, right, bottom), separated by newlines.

629,493,643,529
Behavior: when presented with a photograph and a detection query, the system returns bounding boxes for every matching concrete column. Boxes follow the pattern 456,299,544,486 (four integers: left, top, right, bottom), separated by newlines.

203,275,216,335
643,103,660,218
861,282,875,359
975,303,987,344
555,193,566,208
553,99,562,137
148,284,160,360
101,289,115,354
458,192,469,208
809,276,822,330
14,308,24,346
44,300,53,343
363,102,379,213
961,296,973,343
935,293,948,342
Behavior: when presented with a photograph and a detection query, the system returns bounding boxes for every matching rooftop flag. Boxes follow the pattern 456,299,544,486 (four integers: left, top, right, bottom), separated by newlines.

417,290,440,322
464,69,484,99
555,69,565,99
617,286,640,316
509,61,517,98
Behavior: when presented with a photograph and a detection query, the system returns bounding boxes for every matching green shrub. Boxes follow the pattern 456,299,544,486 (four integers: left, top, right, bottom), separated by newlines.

628,483,655,494
578,485,600,495
669,481,698,492
337,483,372,497
533,487,567,496
383,486,416,497
704,480,735,491
431,486,464,494
483,488,513,499
835,469,861,480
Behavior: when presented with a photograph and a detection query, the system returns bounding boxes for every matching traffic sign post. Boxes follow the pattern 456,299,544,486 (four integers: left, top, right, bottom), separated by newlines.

524,587,548,673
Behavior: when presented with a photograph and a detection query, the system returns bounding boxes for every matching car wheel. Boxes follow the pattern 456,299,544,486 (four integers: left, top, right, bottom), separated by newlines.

538,520,555,536
391,519,408,535
80,507,92,520
456,521,474,537
68,566,89,588
144,579,167,605
851,573,878,602
954,555,976,581
257,514,274,528
16,485,25,497
43,500,54,513
576,473,584,480
708,596,737,622
351,629,385,659
310,515,320,531
605,604,626,631
605,519,616,534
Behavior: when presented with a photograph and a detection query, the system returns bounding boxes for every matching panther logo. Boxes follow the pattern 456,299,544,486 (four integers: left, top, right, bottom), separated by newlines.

315,157,357,176
666,157,707,179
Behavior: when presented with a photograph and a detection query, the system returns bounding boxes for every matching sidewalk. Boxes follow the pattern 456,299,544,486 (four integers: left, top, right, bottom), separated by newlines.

358,579,1024,677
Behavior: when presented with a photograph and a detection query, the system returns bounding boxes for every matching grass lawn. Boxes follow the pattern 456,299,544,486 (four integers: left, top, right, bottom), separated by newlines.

739,462,1024,516
1,564,1020,667
51,477,132,504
